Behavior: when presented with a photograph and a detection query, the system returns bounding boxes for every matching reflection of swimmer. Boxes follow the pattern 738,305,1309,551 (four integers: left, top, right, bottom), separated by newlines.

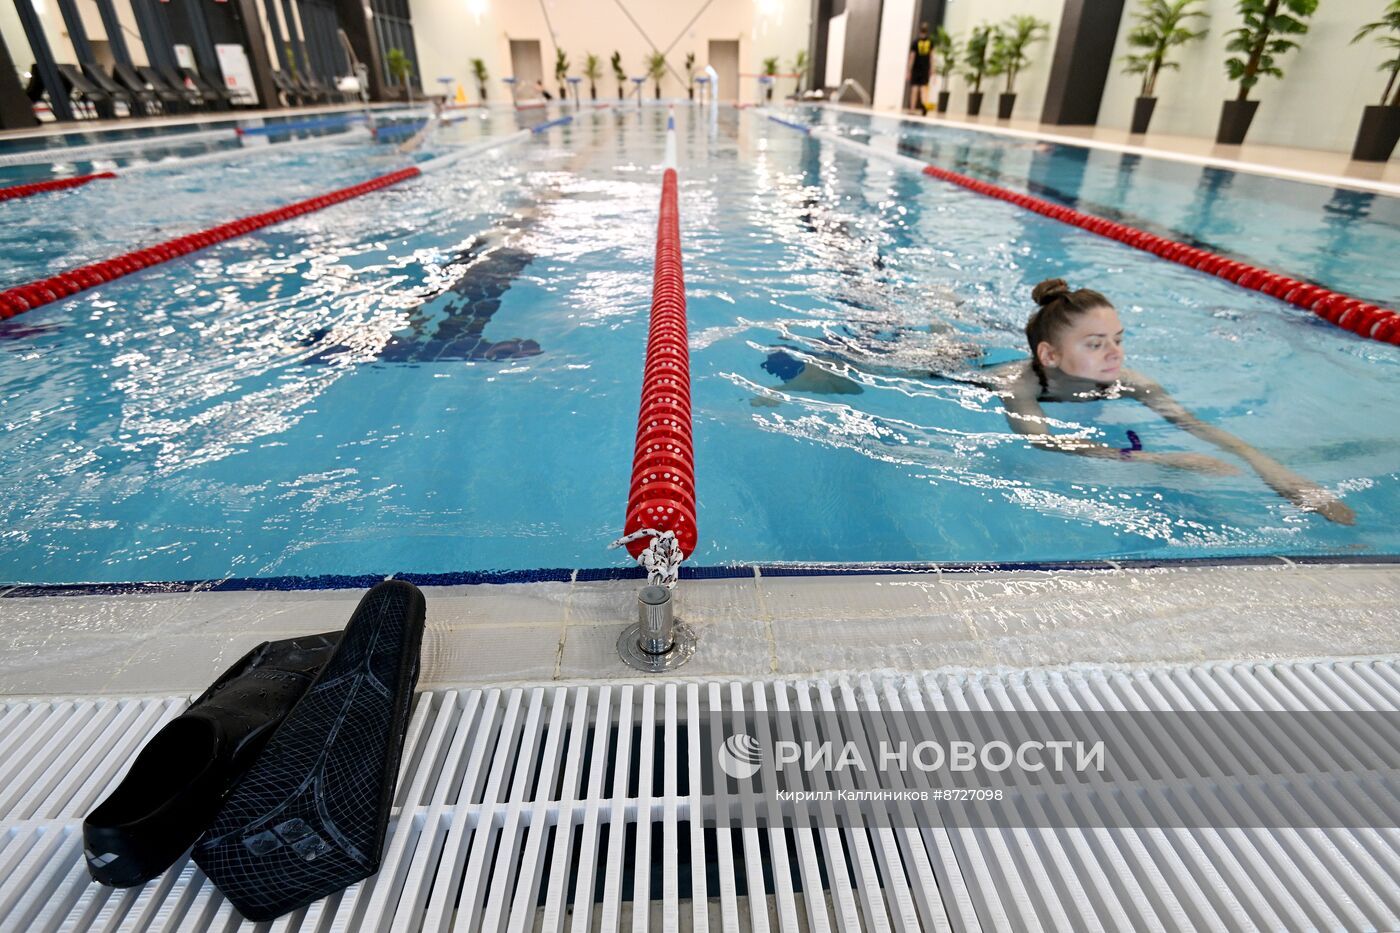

992,278,1354,524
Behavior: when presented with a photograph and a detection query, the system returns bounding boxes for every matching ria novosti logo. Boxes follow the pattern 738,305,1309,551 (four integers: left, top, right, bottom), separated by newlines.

717,733,763,779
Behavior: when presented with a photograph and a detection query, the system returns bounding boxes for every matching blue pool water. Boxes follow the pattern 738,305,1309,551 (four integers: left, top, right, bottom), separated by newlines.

0,106,1396,584
808,107,1400,310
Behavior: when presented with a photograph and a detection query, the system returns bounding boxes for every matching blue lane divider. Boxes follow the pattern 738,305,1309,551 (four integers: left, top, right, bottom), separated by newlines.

238,113,366,136
373,120,429,142
531,115,573,134
765,114,812,134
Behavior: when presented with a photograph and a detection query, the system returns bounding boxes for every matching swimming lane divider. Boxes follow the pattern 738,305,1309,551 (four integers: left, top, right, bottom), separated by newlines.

236,113,367,136
371,120,429,141
413,128,532,173
766,114,812,135
786,121,1400,347
0,128,239,167
619,112,697,573
530,115,573,134
0,166,421,320
118,126,372,175
0,171,115,202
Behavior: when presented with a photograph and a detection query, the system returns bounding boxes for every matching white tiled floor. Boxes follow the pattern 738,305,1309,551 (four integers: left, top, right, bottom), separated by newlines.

1,562,1396,698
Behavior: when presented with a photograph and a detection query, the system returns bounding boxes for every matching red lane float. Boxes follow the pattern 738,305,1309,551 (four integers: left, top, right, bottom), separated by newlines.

0,167,421,320
0,172,115,203
917,163,1400,347
623,167,697,559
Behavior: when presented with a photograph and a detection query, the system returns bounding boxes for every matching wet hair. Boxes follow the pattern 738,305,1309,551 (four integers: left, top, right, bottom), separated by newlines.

1025,278,1112,390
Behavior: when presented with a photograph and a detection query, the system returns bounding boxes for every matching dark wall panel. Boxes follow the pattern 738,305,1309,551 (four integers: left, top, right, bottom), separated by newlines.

0,31,39,127
1040,0,1127,125
809,0,831,91
840,0,881,100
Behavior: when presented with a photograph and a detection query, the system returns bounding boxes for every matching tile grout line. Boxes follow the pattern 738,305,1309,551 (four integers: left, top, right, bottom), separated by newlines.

554,569,578,680
752,566,779,674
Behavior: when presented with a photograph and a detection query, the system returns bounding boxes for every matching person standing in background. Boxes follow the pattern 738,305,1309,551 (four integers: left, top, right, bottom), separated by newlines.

908,22,934,113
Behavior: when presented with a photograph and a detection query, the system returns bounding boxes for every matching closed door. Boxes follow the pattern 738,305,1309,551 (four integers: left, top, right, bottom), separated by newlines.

707,39,738,102
509,39,544,97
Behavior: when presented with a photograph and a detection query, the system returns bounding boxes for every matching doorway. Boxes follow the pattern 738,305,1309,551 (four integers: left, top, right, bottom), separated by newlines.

707,39,738,102
509,39,544,100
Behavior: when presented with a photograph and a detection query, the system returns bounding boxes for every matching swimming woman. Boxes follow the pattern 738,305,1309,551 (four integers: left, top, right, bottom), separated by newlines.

754,278,1354,524
990,278,1354,524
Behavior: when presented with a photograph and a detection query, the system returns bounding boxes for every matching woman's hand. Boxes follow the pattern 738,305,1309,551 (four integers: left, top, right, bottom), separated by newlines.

1139,451,1241,475
1253,464,1357,525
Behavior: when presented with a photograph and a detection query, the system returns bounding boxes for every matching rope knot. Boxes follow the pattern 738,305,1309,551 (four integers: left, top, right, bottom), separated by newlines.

608,528,684,589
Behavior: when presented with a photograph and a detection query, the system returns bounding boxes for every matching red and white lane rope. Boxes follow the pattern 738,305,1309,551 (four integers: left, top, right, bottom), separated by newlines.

797,123,1399,347
612,110,696,587
0,166,420,319
0,172,115,203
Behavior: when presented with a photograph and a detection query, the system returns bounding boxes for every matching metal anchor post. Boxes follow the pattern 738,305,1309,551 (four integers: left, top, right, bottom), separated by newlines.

617,584,696,672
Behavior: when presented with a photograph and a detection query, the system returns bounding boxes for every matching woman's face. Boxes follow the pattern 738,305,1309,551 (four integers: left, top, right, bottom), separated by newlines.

1038,304,1125,382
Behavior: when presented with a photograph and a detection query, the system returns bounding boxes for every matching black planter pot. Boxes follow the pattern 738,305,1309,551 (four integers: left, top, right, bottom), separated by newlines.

997,93,1015,119
1352,105,1400,162
1131,96,1157,135
1216,99,1260,145
937,90,950,113
968,91,984,116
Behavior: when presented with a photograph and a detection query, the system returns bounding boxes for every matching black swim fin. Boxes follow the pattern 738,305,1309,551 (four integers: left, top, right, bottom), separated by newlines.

83,631,342,887
192,580,426,921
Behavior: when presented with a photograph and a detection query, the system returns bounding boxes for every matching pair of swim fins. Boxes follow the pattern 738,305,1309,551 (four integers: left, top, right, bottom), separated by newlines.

83,580,426,921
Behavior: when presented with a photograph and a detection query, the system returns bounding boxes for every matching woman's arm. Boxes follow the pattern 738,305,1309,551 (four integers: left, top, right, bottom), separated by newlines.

999,373,1236,472
1128,375,1355,524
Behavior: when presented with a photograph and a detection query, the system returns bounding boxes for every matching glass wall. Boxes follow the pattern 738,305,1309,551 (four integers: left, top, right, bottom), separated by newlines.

370,0,418,91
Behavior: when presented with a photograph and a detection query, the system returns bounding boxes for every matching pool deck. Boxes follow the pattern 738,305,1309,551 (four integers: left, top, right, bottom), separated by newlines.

2,560,1396,698
815,101,1400,196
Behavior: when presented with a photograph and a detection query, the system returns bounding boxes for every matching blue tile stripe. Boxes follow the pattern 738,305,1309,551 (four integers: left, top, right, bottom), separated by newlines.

1,554,1394,597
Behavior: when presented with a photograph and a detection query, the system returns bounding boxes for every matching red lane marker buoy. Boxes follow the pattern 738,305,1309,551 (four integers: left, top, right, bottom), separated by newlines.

0,166,421,320
0,172,116,203
917,163,1398,346
623,168,698,558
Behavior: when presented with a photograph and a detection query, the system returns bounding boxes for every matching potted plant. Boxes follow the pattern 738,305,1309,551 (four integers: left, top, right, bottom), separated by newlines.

1121,0,1209,134
684,52,695,100
792,49,810,97
963,24,994,116
554,48,569,100
386,48,414,105
471,57,488,102
611,51,626,100
647,51,667,99
1219,0,1317,145
934,27,958,113
990,14,1048,119
1350,1,1400,161
583,53,601,101
762,56,779,101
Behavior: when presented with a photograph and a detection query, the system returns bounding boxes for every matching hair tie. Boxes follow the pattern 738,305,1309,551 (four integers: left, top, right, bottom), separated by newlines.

1119,430,1142,460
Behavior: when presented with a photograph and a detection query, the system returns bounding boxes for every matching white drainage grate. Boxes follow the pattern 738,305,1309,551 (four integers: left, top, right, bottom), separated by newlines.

3,659,1400,931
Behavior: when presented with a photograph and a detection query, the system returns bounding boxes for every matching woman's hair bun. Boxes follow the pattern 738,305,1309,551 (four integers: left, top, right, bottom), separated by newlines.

1032,278,1071,307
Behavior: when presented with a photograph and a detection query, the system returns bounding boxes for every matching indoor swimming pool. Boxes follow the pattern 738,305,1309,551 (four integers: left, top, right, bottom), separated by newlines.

0,105,1396,585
